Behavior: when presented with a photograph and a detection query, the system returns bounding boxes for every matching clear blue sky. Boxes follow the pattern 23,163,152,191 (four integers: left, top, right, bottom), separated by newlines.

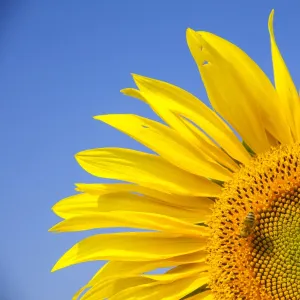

1,1,299,299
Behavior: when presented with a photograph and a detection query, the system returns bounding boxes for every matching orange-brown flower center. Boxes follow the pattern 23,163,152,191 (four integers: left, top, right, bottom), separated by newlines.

208,143,300,300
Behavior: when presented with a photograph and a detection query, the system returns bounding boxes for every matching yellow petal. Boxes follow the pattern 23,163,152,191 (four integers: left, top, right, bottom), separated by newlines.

145,263,207,281
75,183,215,210
96,114,232,181
52,232,207,271
121,87,147,102
122,88,239,172
186,28,293,153
75,148,221,196
89,250,208,284
80,275,210,300
53,191,213,224
52,193,98,219
121,88,201,150
81,277,155,300
201,294,213,300
50,211,209,236
74,251,208,299
72,286,87,300
179,116,239,172
52,191,213,223
268,10,300,140
111,275,209,300
52,193,101,219
184,290,212,300
121,87,206,149
123,76,250,164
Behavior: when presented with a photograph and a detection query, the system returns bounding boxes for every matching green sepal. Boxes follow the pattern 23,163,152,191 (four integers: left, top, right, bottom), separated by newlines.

242,140,256,156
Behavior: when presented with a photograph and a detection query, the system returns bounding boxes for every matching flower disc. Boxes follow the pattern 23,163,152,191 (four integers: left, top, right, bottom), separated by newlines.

209,144,300,299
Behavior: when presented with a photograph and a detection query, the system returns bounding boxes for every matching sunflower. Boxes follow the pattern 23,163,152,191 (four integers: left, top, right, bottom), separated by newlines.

51,10,300,300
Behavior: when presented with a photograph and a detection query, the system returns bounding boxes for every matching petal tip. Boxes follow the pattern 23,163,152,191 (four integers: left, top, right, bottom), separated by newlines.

186,27,195,34
131,73,140,80
93,114,107,121
51,262,60,272
48,225,56,232
120,88,128,94
75,150,85,158
268,9,275,29
51,202,61,215
132,73,145,84
186,28,198,40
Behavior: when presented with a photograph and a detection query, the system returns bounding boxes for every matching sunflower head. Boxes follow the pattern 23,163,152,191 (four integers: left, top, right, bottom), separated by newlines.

51,9,300,300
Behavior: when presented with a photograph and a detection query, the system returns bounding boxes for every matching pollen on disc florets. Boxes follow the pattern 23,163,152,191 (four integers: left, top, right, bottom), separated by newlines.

208,143,300,300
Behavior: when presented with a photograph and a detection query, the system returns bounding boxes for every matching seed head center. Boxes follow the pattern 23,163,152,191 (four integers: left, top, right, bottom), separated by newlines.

208,144,300,299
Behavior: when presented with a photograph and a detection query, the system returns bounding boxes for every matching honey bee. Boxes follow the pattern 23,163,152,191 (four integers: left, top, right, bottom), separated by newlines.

240,211,256,238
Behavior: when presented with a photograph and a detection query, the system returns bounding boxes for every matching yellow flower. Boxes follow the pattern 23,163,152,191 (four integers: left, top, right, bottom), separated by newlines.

51,10,300,299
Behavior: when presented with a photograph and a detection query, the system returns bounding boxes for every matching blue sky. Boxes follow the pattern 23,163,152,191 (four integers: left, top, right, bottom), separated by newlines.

1,1,300,299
